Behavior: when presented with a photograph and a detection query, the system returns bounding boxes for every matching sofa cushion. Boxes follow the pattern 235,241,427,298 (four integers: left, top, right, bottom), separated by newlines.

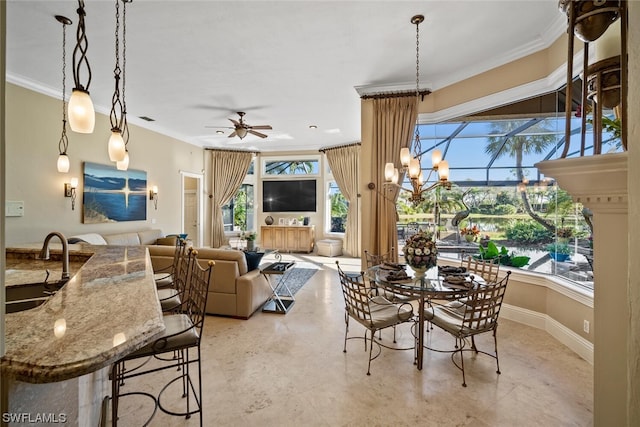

138,229,165,245
244,251,265,272
103,232,141,245
156,236,178,246
68,233,108,245
194,248,248,276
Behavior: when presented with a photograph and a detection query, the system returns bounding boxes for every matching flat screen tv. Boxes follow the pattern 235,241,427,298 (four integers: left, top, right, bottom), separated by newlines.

262,179,316,212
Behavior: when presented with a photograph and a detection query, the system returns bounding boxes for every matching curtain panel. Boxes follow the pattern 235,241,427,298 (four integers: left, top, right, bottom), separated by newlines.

209,150,253,248
369,96,417,260
324,143,361,257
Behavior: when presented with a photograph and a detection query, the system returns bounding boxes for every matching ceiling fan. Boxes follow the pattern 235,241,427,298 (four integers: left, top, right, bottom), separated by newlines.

206,111,272,140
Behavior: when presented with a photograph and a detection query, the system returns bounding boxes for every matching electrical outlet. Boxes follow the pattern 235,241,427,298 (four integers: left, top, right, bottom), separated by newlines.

583,320,590,333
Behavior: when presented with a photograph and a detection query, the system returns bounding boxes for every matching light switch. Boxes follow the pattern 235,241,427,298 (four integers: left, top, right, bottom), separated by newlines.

6,201,25,217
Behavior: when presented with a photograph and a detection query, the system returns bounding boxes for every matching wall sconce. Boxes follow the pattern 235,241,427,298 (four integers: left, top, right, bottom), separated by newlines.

64,177,79,210
149,185,158,210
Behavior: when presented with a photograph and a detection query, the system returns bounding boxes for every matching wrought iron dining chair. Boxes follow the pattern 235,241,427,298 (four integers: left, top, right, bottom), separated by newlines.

336,261,414,375
461,255,500,283
405,221,420,240
424,271,511,386
363,247,417,305
364,247,395,268
110,248,215,426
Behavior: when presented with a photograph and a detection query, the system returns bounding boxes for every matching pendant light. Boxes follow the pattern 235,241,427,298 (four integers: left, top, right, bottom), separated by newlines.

117,0,131,171
68,0,95,133
108,0,126,162
56,15,72,173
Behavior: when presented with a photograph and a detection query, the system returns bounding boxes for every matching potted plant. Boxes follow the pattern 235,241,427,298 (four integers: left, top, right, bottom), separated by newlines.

546,242,572,262
556,227,574,243
241,231,257,251
476,240,530,268
460,225,480,243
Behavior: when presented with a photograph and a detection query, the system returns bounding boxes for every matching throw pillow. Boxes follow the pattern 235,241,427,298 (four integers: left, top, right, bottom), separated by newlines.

244,251,265,271
156,236,178,246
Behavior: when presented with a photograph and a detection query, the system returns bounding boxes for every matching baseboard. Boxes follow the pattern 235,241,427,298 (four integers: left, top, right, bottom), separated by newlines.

501,304,594,365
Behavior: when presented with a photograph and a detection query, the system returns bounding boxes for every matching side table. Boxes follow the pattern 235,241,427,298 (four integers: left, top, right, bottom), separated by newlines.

261,261,296,314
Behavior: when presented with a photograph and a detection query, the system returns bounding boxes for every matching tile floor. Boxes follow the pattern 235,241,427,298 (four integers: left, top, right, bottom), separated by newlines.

114,253,593,426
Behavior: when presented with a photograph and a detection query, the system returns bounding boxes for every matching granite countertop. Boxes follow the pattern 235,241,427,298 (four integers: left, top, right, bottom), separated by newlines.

1,245,165,384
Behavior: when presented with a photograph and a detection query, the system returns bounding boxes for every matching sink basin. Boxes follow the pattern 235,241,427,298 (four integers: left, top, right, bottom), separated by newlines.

5,279,69,313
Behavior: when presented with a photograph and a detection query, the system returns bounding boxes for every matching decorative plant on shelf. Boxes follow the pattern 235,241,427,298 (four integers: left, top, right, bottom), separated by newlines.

476,241,530,268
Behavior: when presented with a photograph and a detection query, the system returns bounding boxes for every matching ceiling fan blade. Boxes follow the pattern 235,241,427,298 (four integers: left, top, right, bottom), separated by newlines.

249,130,268,139
204,125,234,129
229,118,241,126
249,125,272,130
228,131,238,138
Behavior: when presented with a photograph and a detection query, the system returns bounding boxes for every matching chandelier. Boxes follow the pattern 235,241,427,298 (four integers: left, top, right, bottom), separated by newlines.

384,14,451,206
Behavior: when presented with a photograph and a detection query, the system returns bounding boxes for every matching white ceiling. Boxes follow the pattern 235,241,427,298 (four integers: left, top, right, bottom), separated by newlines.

6,0,566,153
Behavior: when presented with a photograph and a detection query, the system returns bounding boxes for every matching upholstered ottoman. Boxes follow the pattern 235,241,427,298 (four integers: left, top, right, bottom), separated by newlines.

317,239,343,257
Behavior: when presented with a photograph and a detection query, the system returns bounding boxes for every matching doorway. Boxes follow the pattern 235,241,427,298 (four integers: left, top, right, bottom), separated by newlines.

181,172,203,247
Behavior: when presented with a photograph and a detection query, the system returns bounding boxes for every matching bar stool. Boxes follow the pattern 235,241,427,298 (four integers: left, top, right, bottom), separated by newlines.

110,248,214,426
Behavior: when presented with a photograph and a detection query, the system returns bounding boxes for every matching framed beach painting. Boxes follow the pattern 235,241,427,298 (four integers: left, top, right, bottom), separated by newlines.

82,162,147,223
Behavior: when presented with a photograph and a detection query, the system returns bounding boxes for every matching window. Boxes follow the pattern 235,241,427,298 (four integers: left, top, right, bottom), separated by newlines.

396,86,618,291
222,184,255,231
222,159,256,232
263,156,320,176
327,181,348,233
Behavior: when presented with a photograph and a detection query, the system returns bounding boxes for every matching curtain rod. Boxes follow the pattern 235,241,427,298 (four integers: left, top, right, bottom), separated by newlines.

319,142,361,153
360,89,431,101
205,147,259,155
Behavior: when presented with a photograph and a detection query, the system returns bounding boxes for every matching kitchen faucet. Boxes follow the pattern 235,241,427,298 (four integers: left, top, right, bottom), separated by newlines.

39,232,70,280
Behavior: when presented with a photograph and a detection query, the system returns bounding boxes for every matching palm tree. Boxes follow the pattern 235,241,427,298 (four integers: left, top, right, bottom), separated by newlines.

485,120,556,231
265,160,314,175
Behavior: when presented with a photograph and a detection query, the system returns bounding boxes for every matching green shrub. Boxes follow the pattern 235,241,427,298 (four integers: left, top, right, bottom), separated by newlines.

493,204,517,215
504,221,553,244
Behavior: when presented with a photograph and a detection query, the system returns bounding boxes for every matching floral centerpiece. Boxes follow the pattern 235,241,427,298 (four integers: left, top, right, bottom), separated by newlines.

403,231,438,278
460,225,481,242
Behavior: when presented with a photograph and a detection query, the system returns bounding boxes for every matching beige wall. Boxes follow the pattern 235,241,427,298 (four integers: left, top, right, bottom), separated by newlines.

4,83,204,245
419,33,571,115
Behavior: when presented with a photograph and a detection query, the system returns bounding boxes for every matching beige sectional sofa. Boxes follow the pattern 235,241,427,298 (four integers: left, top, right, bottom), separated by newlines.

68,229,171,246
69,229,272,319
147,246,271,319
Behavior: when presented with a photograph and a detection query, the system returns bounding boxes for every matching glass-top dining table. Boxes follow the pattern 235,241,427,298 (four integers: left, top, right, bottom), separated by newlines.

365,264,485,371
